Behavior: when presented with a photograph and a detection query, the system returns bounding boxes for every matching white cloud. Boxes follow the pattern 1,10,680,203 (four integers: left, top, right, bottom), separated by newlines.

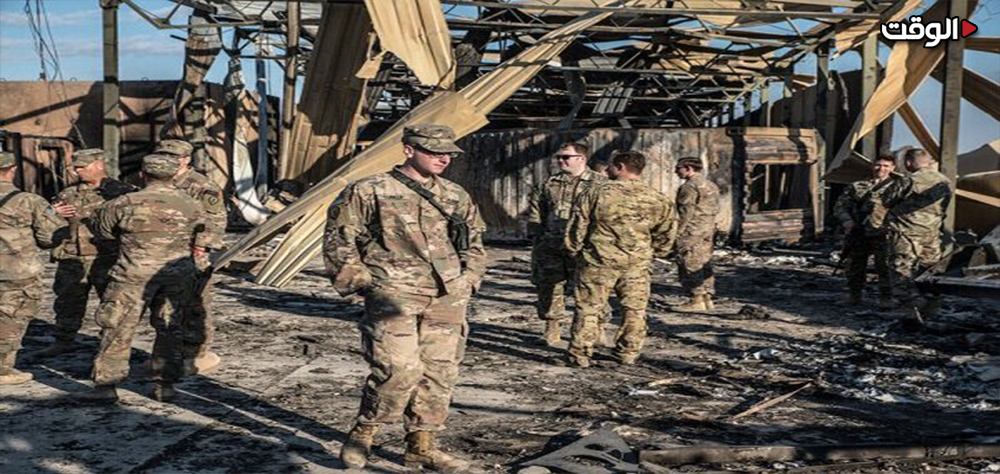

0,9,98,27
121,34,185,57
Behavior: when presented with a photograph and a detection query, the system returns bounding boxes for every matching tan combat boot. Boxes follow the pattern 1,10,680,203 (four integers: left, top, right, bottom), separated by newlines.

31,339,81,359
183,351,222,376
0,352,32,385
674,295,708,313
404,431,471,473
152,382,177,402
76,384,119,404
618,353,639,365
340,423,379,469
543,320,561,346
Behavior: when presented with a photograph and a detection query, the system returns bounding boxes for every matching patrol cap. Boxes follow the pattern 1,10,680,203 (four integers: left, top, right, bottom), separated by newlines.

154,139,194,158
402,124,463,154
142,154,180,178
0,151,15,169
72,148,106,168
676,157,704,170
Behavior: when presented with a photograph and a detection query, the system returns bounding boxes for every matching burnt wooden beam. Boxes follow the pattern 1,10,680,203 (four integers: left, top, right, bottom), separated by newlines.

939,0,967,230
860,35,878,159
102,0,121,178
280,0,300,176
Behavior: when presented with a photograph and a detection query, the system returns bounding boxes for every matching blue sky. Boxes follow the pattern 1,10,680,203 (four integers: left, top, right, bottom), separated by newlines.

1,0,998,153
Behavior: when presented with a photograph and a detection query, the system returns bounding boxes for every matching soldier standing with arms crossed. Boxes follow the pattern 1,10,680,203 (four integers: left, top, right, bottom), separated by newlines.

324,125,487,472
562,151,675,367
80,154,207,403
527,142,605,346
0,151,68,385
35,148,137,357
155,139,226,374
833,155,900,309
672,157,720,312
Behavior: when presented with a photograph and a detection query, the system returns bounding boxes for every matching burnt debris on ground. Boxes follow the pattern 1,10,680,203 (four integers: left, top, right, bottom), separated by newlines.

4,243,999,473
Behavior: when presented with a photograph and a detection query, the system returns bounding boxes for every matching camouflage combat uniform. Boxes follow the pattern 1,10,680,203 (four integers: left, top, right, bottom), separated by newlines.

882,168,952,305
324,166,487,433
565,179,674,364
50,157,137,343
171,167,225,360
832,175,900,300
674,173,720,297
89,156,206,387
527,169,605,321
0,159,68,382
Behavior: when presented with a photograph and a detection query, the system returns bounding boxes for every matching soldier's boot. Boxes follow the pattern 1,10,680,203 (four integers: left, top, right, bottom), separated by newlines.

674,295,708,313
32,339,82,359
618,353,639,366
183,350,221,376
542,320,561,347
0,352,33,385
76,384,119,404
404,431,471,473
340,423,379,469
152,382,177,402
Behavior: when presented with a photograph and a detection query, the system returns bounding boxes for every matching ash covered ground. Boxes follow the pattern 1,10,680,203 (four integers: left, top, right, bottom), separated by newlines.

3,243,999,473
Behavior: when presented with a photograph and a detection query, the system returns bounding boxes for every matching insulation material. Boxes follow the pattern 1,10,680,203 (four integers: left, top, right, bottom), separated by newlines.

278,4,373,186
216,7,616,285
832,0,921,57
825,0,977,184
364,0,455,88
232,91,271,226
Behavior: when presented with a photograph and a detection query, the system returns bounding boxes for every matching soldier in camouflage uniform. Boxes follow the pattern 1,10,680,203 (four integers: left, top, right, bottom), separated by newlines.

527,142,605,346
672,157,720,312
563,151,675,367
880,149,952,316
155,139,226,374
832,155,900,309
324,124,487,472
34,149,137,357
0,152,68,385
80,154,207,403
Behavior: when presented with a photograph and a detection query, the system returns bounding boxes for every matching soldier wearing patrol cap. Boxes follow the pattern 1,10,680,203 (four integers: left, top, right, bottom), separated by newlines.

154,139,226,375
34,148,138,358
324,123,487,471
0,151,68,385
79,154,207,403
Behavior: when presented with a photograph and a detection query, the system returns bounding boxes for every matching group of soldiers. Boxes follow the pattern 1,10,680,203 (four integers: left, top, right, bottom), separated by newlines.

0,140,225,404
833,148,952,315
321,126,721,472
1,120,951,473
